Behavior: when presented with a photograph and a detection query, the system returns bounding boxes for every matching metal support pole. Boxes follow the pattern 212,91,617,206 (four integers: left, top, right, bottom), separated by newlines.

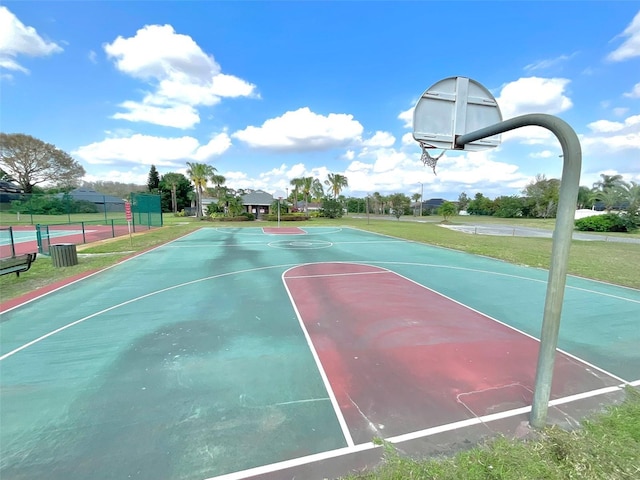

456,113,581,428
366,196,370,224
277,198,281,227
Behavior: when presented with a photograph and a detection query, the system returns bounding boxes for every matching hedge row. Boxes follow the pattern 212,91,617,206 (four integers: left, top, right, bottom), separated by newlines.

574,213,637,232
265,214,310,222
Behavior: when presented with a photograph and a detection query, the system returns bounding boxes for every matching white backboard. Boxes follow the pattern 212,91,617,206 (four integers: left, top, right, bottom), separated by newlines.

413,76,503,151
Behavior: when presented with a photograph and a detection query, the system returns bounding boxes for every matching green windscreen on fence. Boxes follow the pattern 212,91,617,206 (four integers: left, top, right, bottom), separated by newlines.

131,193,163,228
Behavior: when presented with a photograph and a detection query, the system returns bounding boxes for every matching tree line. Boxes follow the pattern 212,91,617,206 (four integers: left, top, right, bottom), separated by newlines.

2,133,637,228
458,173,639,222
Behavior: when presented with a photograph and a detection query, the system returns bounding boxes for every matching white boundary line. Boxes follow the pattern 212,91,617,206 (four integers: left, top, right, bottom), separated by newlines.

0,228,205,315
343,226,640,293
281,262,631,385
211,226,344,237
360,260,640,304
205,380,635,480
381,264,631,385
0,262,298,361
281,265,355,448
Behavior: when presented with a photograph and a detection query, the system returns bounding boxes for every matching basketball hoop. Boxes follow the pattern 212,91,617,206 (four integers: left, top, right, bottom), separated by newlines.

418,141,445,175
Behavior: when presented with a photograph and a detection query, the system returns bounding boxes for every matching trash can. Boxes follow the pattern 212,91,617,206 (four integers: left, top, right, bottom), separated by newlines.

50,243,78,267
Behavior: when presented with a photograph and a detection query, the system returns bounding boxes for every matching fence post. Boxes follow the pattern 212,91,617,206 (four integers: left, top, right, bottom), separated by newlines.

9,226,16,256
104,196,108,223
111,219,115,238
82,222,86,244
36,224,42,254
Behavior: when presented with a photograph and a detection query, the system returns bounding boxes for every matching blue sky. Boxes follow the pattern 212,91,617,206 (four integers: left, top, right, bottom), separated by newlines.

1,1,639,201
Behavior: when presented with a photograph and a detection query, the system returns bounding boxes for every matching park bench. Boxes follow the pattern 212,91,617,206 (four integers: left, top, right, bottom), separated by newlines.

0,253,37,277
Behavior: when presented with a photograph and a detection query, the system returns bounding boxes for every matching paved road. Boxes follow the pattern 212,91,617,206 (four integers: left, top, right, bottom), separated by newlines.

349,215,640,245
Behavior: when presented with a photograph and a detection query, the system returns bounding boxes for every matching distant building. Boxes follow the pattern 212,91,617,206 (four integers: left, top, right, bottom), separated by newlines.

241,190,274,217
61,188,125,212
0,180,23,194
295,201,321,213
0,180,23,206
422,198,446,213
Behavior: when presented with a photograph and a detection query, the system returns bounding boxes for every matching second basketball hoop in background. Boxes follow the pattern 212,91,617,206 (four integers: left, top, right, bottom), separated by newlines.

413,76,503,174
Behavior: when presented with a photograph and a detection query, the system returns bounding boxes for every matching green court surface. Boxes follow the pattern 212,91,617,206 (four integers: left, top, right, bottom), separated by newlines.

1,227,638,480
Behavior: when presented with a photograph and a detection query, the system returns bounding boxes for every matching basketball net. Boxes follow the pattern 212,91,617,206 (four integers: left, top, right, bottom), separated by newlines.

418,141,445,175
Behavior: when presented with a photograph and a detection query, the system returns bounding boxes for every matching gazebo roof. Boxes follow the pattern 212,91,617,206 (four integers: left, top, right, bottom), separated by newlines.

241,190,274,206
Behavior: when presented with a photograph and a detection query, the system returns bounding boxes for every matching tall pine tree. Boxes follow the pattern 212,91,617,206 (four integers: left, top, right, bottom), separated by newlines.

147,165,160,193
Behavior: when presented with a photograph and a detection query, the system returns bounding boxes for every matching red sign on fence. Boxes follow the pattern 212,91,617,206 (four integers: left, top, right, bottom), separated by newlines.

125,202,132,222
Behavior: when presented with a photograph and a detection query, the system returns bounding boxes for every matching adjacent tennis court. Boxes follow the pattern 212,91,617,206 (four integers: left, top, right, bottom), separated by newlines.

1,226,638,480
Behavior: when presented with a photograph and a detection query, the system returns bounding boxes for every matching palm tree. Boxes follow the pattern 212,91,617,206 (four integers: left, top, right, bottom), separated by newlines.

210,174,226,197
226,195,244,217
311,178,324,203
411,192,422,216
161,172,183,214
372,192,382,214
324,173,349,199
589,189,623,213
592,174,624,192
290,177,304,211
619,181,640,216
301,176,315,213
186,162,215,218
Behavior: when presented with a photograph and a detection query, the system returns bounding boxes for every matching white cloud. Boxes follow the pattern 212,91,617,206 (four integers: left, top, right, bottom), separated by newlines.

73,133,231,167
524,53,576,72
223,171,248,182
192,133,233,161
104,24,217,81
502,125,555,145
434,150,526,186
339,144,529,198
624,82,640,98
401,132,416,146
104,24,256,128
83,169,149,186
581,113,640,173
0,6,62,75
362,131,395,147
88,50,97,64
588,115,640,133
398,106,413,128
613,107,629,117
210,73,258,98
530,150,555,159
112,102,200,129
496,77,573,119
587,119,625,133
232,107,363,151
607,10,640,62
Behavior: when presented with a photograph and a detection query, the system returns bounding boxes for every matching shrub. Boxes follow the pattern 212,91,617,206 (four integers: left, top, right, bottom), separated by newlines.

575,213,634,232
265,213,309,222
206,215,251,222
319,198,343,218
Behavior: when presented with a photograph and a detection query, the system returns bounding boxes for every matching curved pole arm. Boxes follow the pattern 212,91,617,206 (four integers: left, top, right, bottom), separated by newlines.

457,114,582,428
